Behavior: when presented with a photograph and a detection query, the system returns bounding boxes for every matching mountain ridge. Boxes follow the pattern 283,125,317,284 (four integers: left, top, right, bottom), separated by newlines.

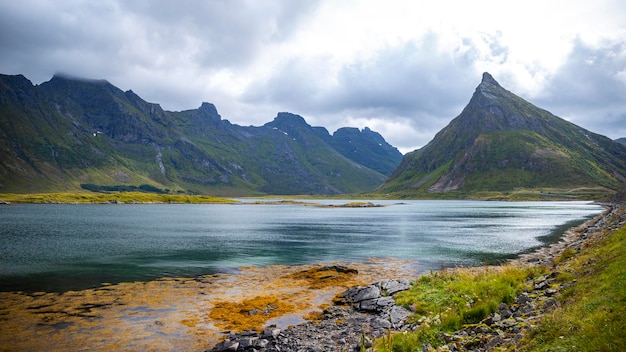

0,73,401,195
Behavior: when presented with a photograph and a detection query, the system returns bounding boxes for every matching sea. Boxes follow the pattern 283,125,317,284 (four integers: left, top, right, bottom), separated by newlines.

0,200,603,292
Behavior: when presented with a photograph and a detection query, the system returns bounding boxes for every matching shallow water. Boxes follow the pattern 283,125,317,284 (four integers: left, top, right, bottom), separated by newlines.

0,260,414,352
0,200,603,292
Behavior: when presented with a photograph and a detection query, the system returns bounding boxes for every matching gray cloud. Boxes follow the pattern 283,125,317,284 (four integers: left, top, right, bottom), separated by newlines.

331,37,476,115
535,37,626,139
0,1,318,86
0,2,148,82
243,33,489,147
119,0,319,68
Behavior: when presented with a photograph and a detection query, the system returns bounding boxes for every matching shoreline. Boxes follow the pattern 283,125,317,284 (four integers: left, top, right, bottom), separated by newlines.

211,202,624,351
0,259,417,351
510,203,613,267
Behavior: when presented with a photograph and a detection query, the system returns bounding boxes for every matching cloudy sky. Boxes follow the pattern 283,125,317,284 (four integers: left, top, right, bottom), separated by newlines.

1,0,625,153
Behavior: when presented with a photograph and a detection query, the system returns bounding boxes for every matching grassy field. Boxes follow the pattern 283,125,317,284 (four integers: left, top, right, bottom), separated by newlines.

0,192,237,204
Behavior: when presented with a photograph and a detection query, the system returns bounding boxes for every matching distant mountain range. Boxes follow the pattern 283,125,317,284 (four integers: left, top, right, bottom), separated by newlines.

2,72,625,199
616,138,626,146
0,74,402,195
378,73,626,199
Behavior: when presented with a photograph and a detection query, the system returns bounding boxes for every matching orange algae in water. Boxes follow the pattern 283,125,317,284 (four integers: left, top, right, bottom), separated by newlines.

208,295,299,332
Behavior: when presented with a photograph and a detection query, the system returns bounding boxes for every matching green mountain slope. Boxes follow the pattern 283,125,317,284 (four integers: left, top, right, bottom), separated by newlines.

0,74,399,195
379,73,626,198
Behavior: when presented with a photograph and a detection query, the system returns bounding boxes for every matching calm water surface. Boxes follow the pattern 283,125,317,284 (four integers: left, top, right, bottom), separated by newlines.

0,200,602,292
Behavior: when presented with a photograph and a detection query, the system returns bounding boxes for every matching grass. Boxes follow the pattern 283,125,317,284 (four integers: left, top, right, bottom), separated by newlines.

377,265,546,350
0,192,236,204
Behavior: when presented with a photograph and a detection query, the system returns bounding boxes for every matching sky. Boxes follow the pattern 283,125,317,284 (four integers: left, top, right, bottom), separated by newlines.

1,0,625,154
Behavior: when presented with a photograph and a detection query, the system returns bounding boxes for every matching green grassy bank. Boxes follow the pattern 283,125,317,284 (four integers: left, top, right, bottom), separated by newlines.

517,213,626,351
0,192,236,204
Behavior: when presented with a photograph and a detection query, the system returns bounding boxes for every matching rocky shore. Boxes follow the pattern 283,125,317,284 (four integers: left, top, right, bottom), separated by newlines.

210,203,625,352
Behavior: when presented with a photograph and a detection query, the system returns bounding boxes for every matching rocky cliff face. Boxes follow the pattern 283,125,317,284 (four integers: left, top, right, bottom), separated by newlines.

0,74,400,195
380,72,626,196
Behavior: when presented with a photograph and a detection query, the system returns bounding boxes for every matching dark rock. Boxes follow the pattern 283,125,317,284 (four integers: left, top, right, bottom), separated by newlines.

516,293,531,305
485,335,504,350
356,298,379,311
500,308,513,319
262,327,281,339
376,296,395,309
239,337,258,349
379,279,411,295
256,339,270,349
344,279,411,314
389,306,410,327
353,286,381,303
370,317,392,330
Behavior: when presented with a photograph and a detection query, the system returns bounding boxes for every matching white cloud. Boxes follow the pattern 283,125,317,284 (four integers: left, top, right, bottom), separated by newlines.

535,37,626,139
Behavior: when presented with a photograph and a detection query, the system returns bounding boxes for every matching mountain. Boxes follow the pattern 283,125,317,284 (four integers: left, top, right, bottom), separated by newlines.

0,73,401,195
616,138,626,146
379,72,626,198
327,127,402,176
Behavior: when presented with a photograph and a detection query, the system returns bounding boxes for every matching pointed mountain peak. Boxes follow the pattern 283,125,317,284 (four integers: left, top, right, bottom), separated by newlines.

475,72,504,99
472,72,506,102
481,72,498,85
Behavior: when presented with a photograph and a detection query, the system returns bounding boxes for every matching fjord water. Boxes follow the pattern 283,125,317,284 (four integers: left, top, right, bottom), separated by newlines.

0,200,602,292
